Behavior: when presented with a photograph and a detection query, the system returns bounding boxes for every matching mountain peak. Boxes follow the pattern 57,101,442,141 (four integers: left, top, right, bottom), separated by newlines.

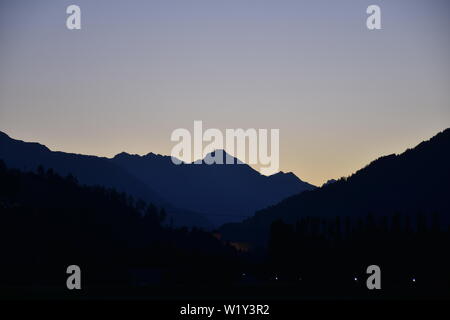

113,151,133,159
0,131,50,153
144,152,171,160
201,149,244,164
271,171,296,177
268,171,315,189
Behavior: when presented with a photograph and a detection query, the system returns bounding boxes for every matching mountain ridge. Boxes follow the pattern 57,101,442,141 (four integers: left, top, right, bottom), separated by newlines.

110,148,315,226
0,131,212,228
0,130,315,227
220,128,450,246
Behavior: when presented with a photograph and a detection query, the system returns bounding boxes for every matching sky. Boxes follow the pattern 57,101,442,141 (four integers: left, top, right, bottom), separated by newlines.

1,0,449,186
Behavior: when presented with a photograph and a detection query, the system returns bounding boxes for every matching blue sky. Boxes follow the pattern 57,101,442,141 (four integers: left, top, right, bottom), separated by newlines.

1,0,449,184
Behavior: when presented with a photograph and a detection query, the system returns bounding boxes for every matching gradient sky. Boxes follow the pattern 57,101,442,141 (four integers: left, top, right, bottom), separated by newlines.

1,0,449,185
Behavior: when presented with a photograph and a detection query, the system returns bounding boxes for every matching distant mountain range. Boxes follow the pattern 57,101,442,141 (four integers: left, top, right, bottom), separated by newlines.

111,150,315,226
0,131,314,227
220,128,450,246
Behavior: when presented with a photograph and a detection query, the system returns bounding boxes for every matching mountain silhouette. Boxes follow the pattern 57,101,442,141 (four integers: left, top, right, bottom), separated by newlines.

322,179,337,187
220,128,450,246
0,160,239,289
0,131,314,227
112,150,315,226
0,131,210,228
